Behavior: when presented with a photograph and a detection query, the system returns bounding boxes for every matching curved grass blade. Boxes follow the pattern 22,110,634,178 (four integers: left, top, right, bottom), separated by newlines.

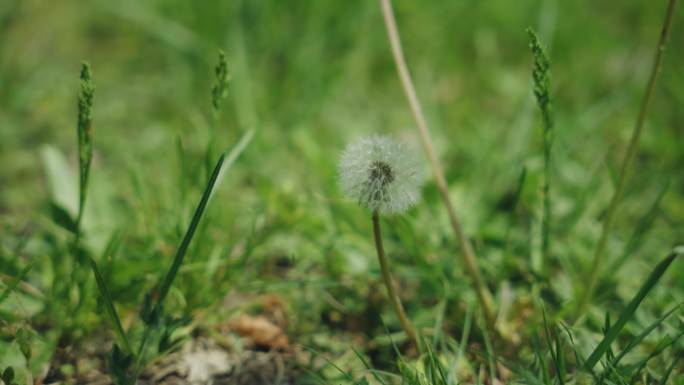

558,321,585,368
425,343,448,385
610,303,681,369
352,347,387,385
88,255,133,355
134,129,254,381
631,330,684,380
153,128,254,312
152,154,226,311
583,246,683,371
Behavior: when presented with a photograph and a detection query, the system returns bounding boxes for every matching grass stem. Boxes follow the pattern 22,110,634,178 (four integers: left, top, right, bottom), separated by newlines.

578,0,679,315
372,210,419,349
527,28,553,276
379,0,496,330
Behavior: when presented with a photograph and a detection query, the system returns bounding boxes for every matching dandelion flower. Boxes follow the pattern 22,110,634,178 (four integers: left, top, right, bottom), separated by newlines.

339,136,423,214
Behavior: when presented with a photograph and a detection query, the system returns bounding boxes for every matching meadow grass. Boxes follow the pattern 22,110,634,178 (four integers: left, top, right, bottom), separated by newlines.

1,0,683,384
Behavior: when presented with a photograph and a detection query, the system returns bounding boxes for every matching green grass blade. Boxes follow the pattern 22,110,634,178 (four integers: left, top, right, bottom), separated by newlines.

88,255,133,355
527,27,554,275
608,181,669,274
480,314,497,384
152,154,225,310
656,356,678,385
455,300,473,372
302,346,355,382
425,343,448,385
597,302,680,384
515,368,546,385
76,62,95,230
153,128,254,312
611,303,681,368
351,347,387,385
558,322,585,367
631,330,684,380
0,262,35,306
583,247,683,371
503,167,527,268
532,335,550,384
554,331,566,385
542,307,565,385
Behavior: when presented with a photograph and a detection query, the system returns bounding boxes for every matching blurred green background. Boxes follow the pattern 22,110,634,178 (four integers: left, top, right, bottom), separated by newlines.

1,0,683,382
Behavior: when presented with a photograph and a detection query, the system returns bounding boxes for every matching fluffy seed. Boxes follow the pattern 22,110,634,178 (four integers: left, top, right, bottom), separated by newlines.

339,136,423,214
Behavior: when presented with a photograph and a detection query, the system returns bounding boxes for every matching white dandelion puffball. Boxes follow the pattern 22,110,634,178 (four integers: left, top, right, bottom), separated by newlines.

339,136,423,214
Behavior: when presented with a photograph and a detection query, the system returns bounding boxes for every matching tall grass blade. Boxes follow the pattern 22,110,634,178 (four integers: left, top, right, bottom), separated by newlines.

425,343,448,385
611,303,680,368
542,307,565,384
453,299,473,375
76,62,95,230
503,167,527,267
532,335,550,384
580,0,679,314
558,322,585,367
554,331,566,385
134,129,255,380
88,255,133,355
527,27,554,275
596,303,681,383
609,181,669,274
583,247,683,371
153,128,253,311
152,153,226,309
632,330,684,379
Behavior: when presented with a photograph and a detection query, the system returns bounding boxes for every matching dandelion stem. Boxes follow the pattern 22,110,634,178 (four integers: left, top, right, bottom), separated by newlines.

379,0,496,330
372,210,419,348
578,0,678,316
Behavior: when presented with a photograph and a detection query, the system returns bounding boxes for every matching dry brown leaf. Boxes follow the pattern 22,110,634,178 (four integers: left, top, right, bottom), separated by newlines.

230,314,289,351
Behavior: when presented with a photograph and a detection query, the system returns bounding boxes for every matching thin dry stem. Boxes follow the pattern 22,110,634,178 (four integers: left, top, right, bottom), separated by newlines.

379,0,496,329
578,0,679,315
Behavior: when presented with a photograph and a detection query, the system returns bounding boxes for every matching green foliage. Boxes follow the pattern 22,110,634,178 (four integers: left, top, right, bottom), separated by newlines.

47,53,252,384
1,1,683,384
584,247,683,372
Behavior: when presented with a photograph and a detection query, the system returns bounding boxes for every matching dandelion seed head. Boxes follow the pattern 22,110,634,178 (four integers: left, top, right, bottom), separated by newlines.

339,136,423,214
